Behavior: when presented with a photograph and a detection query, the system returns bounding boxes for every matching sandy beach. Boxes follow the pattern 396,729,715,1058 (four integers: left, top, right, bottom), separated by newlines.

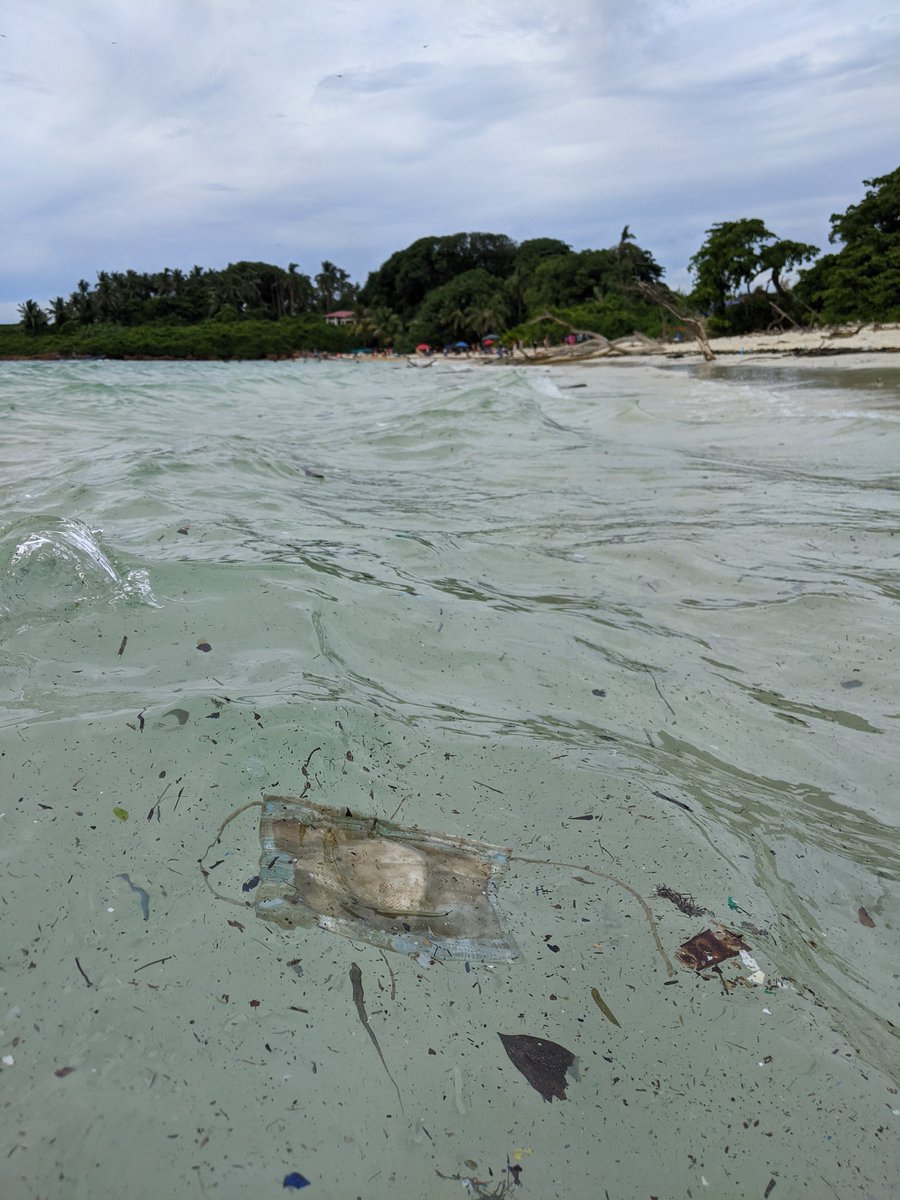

507,321,900,367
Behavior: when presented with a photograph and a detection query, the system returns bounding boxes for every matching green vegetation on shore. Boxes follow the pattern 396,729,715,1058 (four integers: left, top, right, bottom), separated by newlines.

5,167,898,360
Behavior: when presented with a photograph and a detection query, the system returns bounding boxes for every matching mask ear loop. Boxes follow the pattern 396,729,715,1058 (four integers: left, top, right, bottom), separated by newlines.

198,800,265,906
510,855,676,977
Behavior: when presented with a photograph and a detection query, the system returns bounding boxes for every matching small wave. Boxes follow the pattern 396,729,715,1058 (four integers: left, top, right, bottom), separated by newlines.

0,516,157,622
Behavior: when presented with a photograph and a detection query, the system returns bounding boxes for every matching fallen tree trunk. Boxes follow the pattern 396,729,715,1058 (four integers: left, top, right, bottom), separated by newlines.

632,282,716,361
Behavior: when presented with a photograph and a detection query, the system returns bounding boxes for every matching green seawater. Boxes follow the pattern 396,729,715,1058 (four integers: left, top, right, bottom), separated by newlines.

1,357,898,1199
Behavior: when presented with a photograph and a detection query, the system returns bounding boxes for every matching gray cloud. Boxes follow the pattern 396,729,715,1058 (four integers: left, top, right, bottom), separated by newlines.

1,0,898,318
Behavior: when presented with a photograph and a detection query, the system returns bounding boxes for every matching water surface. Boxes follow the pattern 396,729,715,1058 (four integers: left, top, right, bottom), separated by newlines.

1,357,898,1199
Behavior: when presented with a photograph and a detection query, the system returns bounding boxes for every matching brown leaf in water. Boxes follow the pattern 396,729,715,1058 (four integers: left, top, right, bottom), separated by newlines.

858,907,876,928
498,1032,574,1102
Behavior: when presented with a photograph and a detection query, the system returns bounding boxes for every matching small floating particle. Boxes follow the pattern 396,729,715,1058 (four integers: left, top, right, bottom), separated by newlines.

54,1066,76,1078
283,1173,310,1190
2,1055,15,1066
591,688,606,697
197,641,212,653
249,999,261,1008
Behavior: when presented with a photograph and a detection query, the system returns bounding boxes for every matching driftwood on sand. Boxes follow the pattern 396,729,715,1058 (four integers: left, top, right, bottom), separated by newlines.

632,282,716,361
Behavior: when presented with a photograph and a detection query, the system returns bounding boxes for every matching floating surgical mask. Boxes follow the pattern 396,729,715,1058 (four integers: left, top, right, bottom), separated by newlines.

201,792,675,973
206,795,518,962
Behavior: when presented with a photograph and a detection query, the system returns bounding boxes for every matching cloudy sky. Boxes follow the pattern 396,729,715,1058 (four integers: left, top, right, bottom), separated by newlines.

2,0,898,321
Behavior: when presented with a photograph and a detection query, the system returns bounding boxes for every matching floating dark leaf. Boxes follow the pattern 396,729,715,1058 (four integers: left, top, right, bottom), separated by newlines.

54,1066,76,1078
840,679,863,689
197,641,212,653
676,927,748,972
498,1032,574,1102
858,906,876,928
241,874,260,893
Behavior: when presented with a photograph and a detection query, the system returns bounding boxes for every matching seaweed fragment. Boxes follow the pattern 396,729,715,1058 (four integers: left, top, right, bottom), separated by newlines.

655,884,709,918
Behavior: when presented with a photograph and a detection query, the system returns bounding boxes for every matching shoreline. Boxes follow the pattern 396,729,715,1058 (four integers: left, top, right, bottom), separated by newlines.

2,323,899,367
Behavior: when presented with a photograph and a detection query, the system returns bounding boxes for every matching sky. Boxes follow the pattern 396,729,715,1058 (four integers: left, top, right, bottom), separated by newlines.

2,0,899,322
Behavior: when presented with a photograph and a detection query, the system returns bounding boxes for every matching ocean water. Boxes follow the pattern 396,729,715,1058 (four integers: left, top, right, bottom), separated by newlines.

1,356,898,1200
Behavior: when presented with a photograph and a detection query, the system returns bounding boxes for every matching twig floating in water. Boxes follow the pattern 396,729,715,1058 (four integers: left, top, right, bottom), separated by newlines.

117,635,127,656
647,670,675,717
653,790,692,813
75,957,93,987
512,854,677,977
135,955,174,973
350,962,403,1109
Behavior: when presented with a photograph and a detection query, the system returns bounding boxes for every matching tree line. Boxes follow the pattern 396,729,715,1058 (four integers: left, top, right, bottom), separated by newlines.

9,167,898,358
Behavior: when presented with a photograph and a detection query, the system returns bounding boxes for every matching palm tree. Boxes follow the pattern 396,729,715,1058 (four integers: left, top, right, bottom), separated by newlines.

70,279,94,325
285,263,314,315
49,297,69,329
354,306,404,348
465,300,508,339
18,299,49,334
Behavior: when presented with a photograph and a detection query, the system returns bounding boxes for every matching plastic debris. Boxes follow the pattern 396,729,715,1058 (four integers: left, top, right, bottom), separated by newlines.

498,1033,575,1102
282,1172,310,1189
252,795,517,961
676,927,749,972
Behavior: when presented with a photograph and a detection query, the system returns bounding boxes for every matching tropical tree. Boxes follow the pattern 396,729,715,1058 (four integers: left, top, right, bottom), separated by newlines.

18,299,49,334
284,262,315,315
360,232,516,319
314,261,356,312
795,167,900,321
354,306,404,348
690,219,818,329
48,296,69,329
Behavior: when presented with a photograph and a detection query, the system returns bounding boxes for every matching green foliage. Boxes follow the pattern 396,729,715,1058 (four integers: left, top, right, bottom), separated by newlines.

506,291,665,346
18,299,48,334
359,232,517,319
0,314,354,361
408,268,510,345
795,167,900,322
690,218,818,332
